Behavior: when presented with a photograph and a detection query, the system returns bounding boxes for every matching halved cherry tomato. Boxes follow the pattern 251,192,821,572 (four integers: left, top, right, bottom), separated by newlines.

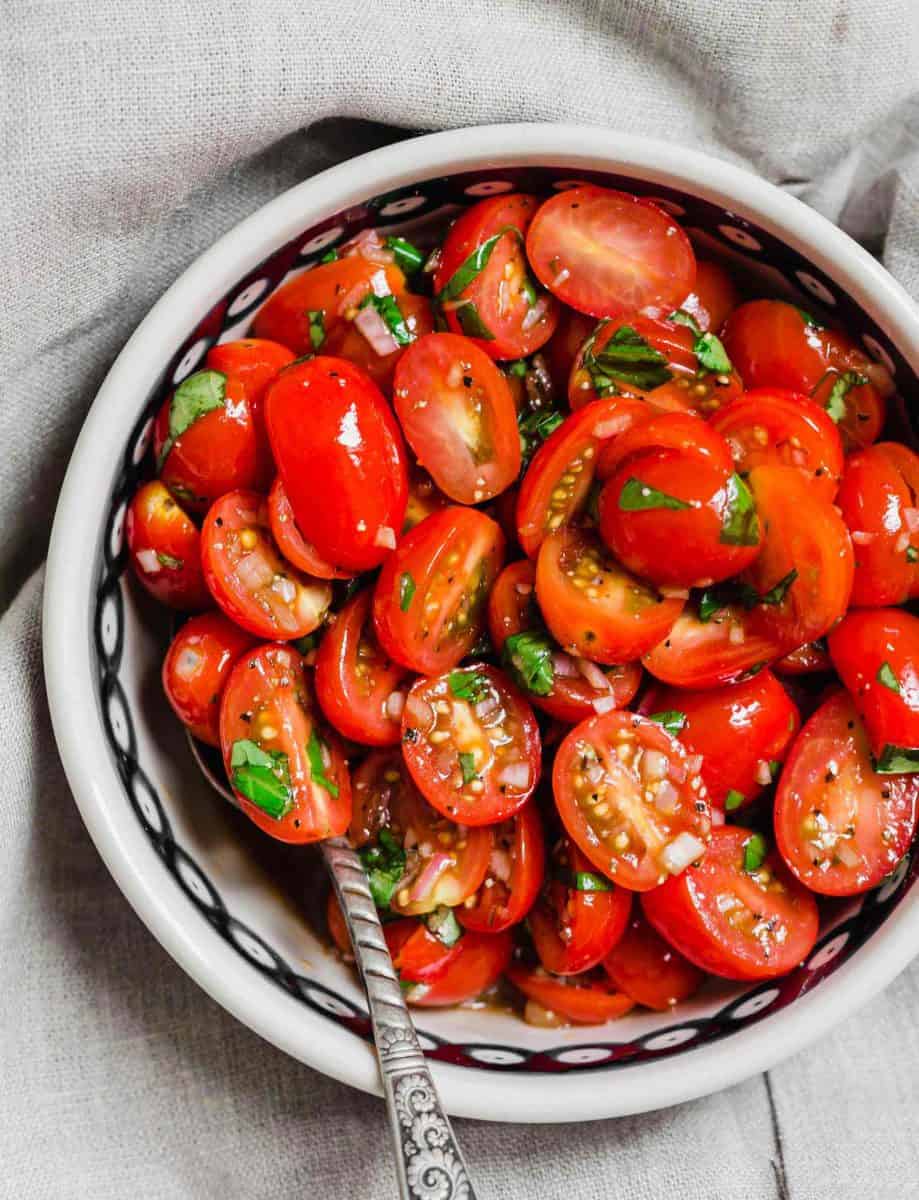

155,371,270,511
201,490,331,640
775,690,919,895
810,366,886,452
326,890,352,956
393,332,521,503
529,839,631,974
536,526,685,664
599,450,762,589
162,612,257,745
640,670,799,811
265,356,408,572
567,315,697,410
205,337,296,478
544,306,596,392
506,964,634,1025
526,186,696,318
322,292,434,391
641,825,819,980
596,410,733,482
401,665,541,826
874,442,919,599
602,911,703,1010
373,506,505,674
403,462,450,531
642,604,783,690
552,710,711,892
677,258,739,333
219,643,350,842
267,477,349,580
402,929,513,1007
384,918,464,983
487,558,642,722
434,193,559,359
252,255,406,353
828,608,919,771
314,588,410,746
709,389,844,501
125,480,211,610
774,640,832,676
836,444,917,607
457,802,545,933
349,750,492,916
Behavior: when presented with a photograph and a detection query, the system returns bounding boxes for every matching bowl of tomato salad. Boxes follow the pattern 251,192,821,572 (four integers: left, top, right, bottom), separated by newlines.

44,124,919,1122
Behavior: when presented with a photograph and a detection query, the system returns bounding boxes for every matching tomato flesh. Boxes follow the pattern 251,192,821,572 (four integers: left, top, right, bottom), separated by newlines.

507,965,634,1025
403,929,513,1007
126,481,211,610
457,802,545,933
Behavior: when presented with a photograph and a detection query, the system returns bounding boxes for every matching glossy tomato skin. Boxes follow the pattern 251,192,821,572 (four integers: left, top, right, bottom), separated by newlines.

602,911,703,1010
457,802,545,933
201,490,332,640
384,918,463,983
506,964,634,1024
314,588,410,747
326,890,352,956
125,481,211,610
266,477,349,580
596,410,733,483
642,603,784,690
373,506,505,675
544,307,597,392
641,825,819,980
205,338,296,478
526,186,696,319
393,332,521,503
568,314,697,410
401,665,541,826
828,608,919,768
774,640,832,676
434,193,559,359
322,292,434,392
265,356,408,573
836,445,917,607
552,710,711,892
162,612,257,745
219,643,351,843
641,670,800,811
775,690,919,895
677,258,739,333
402,929,513,1007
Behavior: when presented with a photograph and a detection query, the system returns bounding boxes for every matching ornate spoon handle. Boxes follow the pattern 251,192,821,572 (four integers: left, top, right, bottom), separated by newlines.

322,838,476,1200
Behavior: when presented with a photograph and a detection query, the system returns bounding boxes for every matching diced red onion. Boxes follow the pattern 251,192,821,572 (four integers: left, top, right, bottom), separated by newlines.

521,297,549,332
272,575,296,603
385,691,406,719
405,695,435,727
659,832,706,875
593,413,634,439
406,853,452,903
236,552,274,591
836,840,861,868
551,267,571,290
370,268,391,297
574,657,610,692
789,446,808,467
474,693,499,719
685,754,704,776
654,779,679,813
755,759,773,787
355,304,399,356
489,847,512,883
591,695,618,714
342,228,392,264
586,762,605,785
641,749,669,781
551,653,579,678
136,549,161,574
374,525,397,549
497,762,531,791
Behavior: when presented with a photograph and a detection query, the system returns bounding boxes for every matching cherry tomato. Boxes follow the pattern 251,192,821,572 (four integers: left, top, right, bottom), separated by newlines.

125,481,211,610
677,258,739,333
775,690,918,895
774,640,832,676
529,839,631,974
384,918,463,983
709,389,844,501
810,366,886,452
162,612,257,745
552,710,711,892
401,665,541,826
266,477,349,580
434,193,559,359
322,292,434,391
393,332,521,503
314,588,410,746
874,442,919,600
641,670,799,811
403,463,450,531
349,750,492,915
219,643,350,843
828,608,919,771
401,929,512,1007
205,337,296,478
642,603,783,690
567,314,698,410
487,559,642,722
506,964,634,1025
265,356,408,572
599,450,762,589
836,445,917,607
536,526,685,664
544,307,597,392
373,506,505,674
326,890,352,956
596,410,733,482
457,802,545,933
641,825,819,980
602,911,703,1010
526,186,696,318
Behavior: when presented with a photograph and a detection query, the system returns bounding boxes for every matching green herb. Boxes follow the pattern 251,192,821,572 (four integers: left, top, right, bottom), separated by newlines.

876,745,919,774
572,871,613,892
384,236,424,275
667,309,702,335
742,831,767,872
359,292,415,347
307,309,325,350
158,369,227,468
908,546,919,563
519,407,564,466
587,324,673,392
156,552,183,570
697,569,795,622
792,305,823,328
725,789,745,812
399,572,416,612
759,568,798,607
618,477,690,512
520,275,538,307
507,359,528,377
649,710,687,736
877,661,901,693
306,729,340,798
720,473,760,546
503,630,555,696
426,906,464,946
823,370,868,424
448,669,490,702
694,332,733,375
359,827,406,909
455,301,495,341
458,751,478,785
437,227,518,303
738,662,766,680
318,248,339,264
293,632,319,655
229,739,292,819
769,760,781,780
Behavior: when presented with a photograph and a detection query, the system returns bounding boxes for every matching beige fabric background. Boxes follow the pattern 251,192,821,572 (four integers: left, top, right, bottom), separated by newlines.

2,2,919,1196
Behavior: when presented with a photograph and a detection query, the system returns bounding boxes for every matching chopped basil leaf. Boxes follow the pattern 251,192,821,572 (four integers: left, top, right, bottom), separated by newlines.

649,710,686,736
359,827,406,910
697,586,736,622
769,760,781,780
399,572,416,612
668,309,702,335
458,751,478,785
503,630,555,697
519,407,564,466
588,324,673,392
306,729,340,798
159,369,226,468
876,745,919,775
720,473,760,546
877,661,901,693
437,226,518,303
507,359,528,377
759,568,798,607
792,305,823,328
384,236,424,275
448,669,490,702
738,662,766,680
694,331,732,375
742,831,767,872
426,906,463,946
293,632,319,655
230,739,292,819
156,552,183,570
307,309,325,350
318,248,339,264
908,546,919,563
520,275,538,307
573,870,613,892
725,789,745,812
359,292,415,347
618,477,690,512
454,300,495,341
697,570,795,621
823,370,868,424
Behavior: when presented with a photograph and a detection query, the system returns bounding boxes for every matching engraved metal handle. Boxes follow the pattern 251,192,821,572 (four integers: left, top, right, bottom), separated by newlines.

322,838,476,1200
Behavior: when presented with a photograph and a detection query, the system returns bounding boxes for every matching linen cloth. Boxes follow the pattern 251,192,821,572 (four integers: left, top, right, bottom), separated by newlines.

3,2,919,1196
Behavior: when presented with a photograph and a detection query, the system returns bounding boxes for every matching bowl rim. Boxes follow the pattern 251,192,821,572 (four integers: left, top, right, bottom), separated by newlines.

43,121,919,1123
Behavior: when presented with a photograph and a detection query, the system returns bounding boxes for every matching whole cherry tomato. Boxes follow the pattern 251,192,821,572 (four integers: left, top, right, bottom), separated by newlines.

162,612,256,745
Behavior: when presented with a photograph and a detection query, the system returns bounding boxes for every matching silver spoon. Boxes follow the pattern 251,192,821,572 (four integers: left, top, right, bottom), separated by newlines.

187,733,477,1200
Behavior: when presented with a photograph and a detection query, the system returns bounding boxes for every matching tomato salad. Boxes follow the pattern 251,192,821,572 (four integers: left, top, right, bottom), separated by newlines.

132,187,919,1027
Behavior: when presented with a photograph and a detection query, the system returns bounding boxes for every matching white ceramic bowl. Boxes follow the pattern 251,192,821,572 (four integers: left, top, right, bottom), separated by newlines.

44,123,919,1122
